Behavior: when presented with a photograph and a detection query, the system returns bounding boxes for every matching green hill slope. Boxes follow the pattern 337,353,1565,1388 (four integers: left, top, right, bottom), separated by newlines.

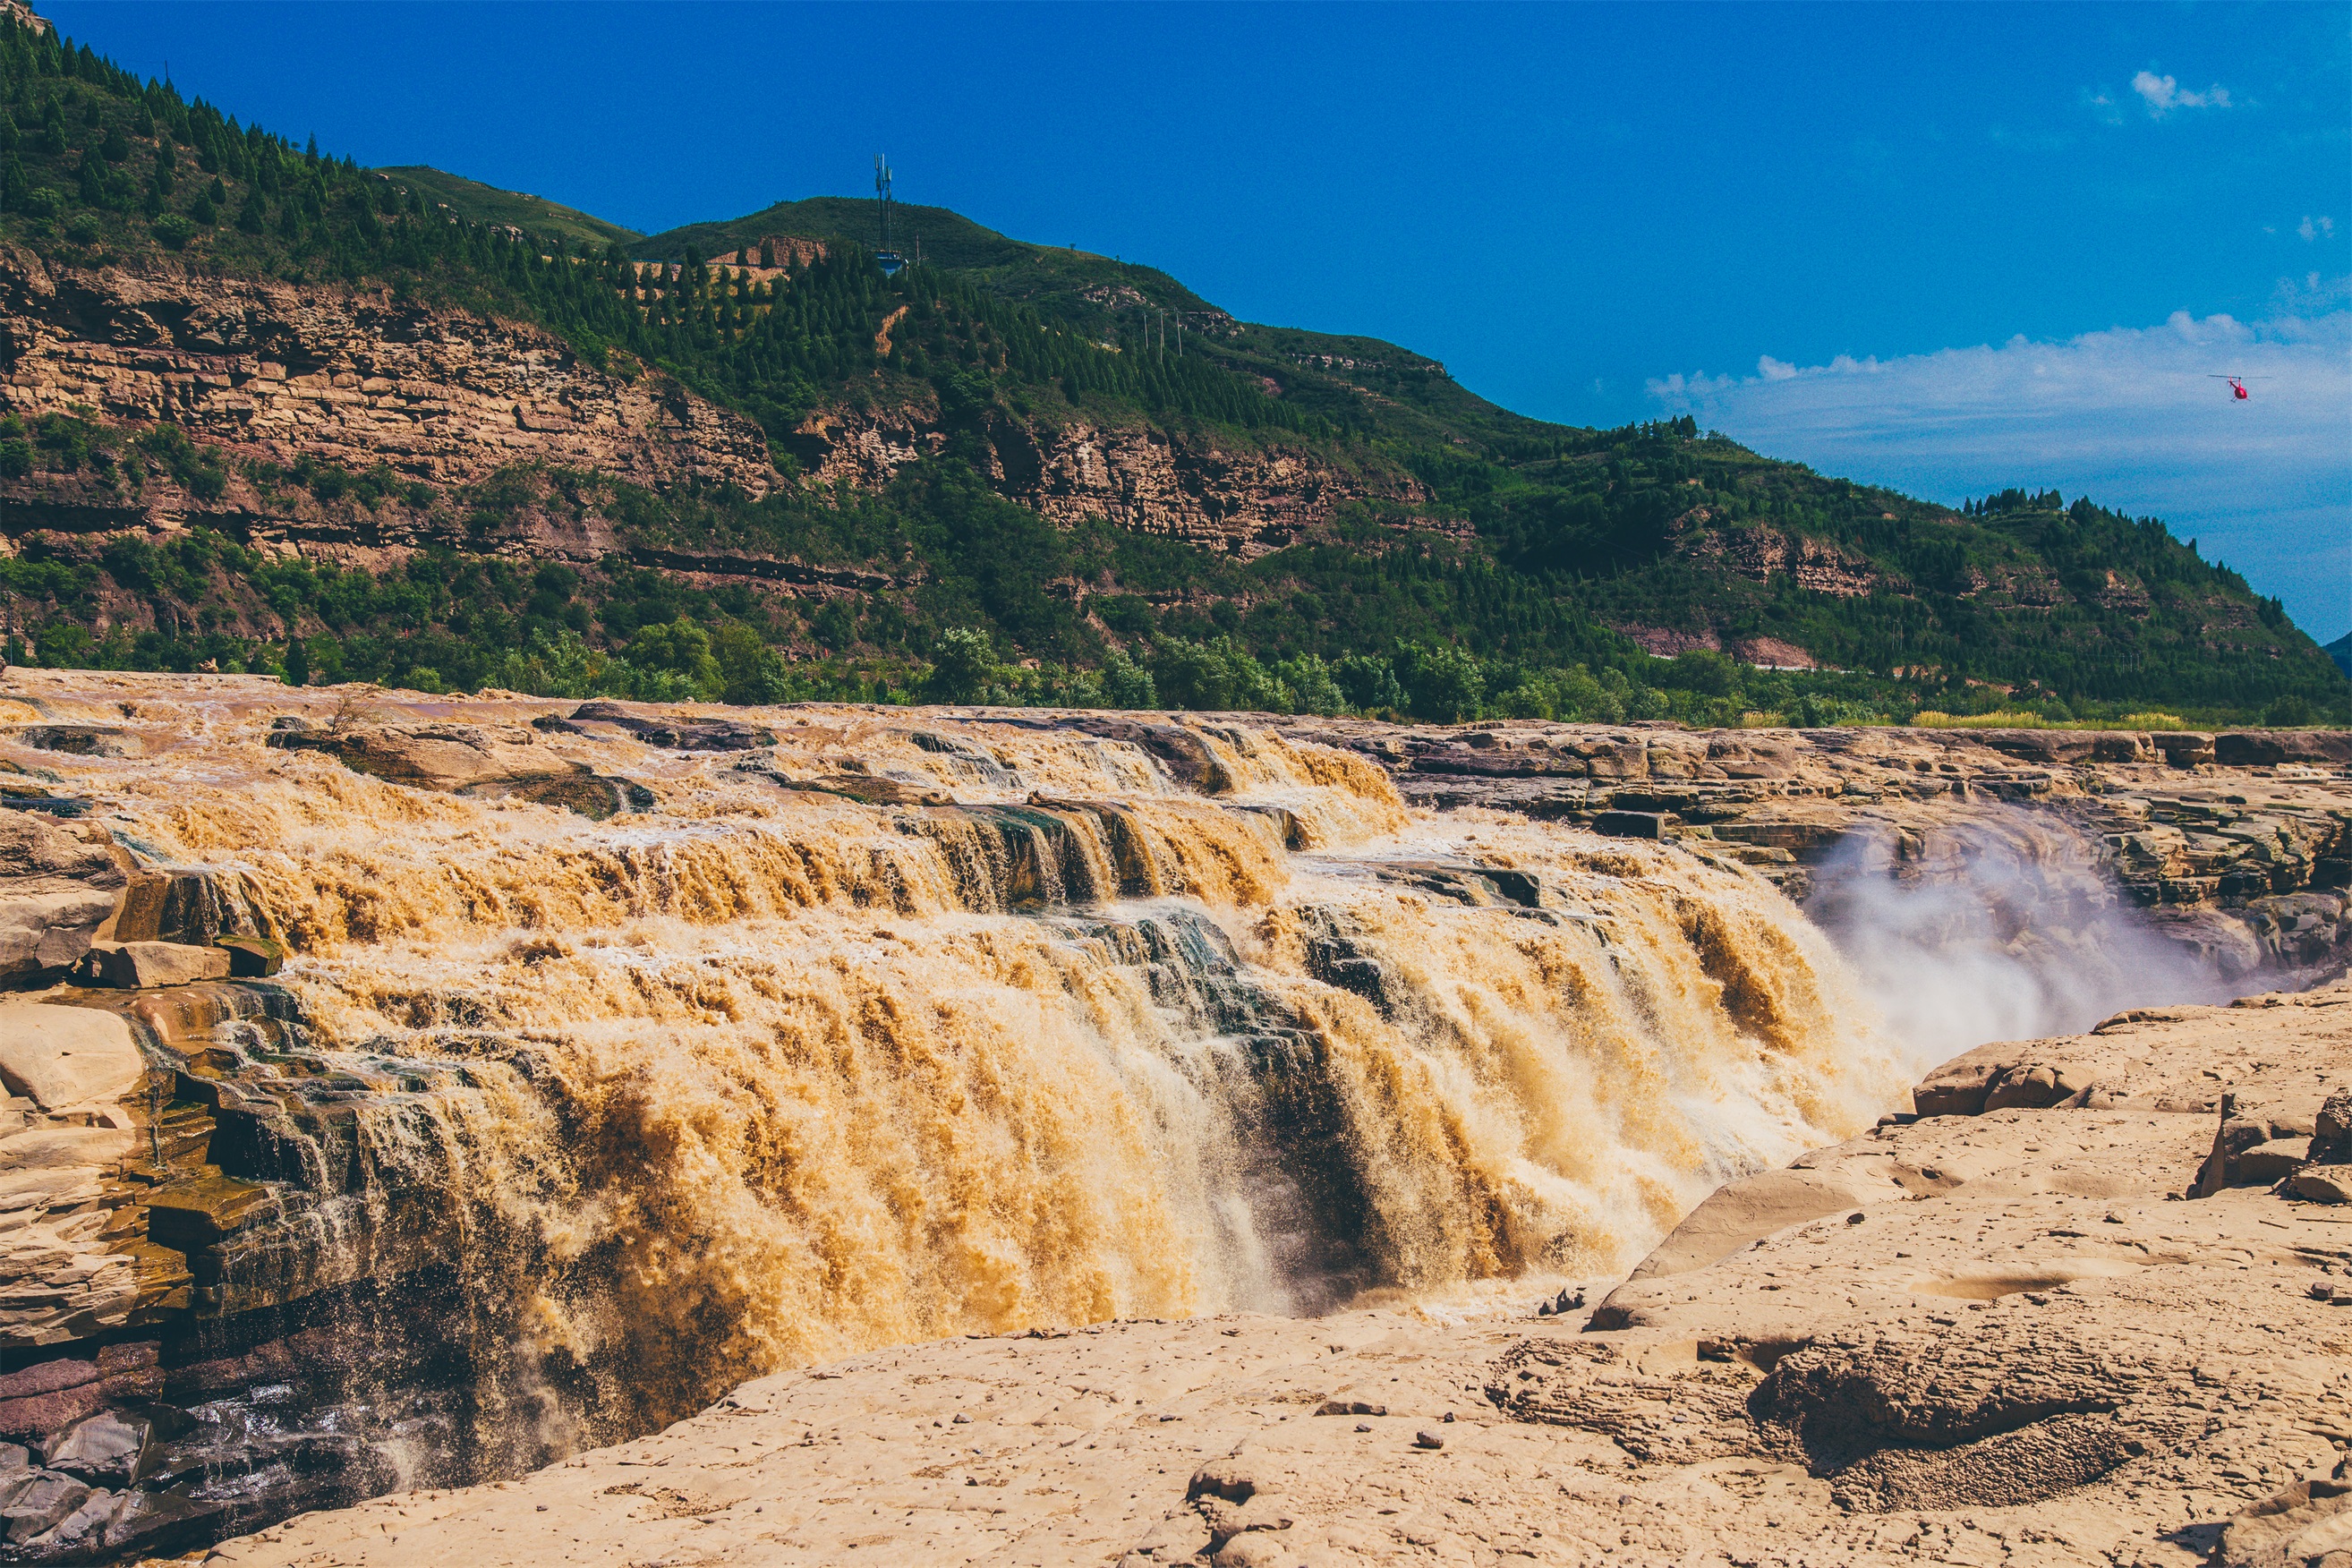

641,195,1034,270
0,8,2338,727
376,165,641,251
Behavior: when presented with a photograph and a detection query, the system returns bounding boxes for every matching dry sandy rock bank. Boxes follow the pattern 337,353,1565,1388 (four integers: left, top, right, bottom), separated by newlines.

171,984,2352,1568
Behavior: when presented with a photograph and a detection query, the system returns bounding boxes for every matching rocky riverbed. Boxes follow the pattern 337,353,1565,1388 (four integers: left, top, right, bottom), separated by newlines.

0,670,2341,1564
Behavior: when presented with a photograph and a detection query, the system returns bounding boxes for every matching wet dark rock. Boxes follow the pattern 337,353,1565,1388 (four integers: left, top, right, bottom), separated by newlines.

559,701,774,752
765,773,950,808
1305,934,1389,1015
99,1487,220,1557
268,721,585,793
214,937,285,978
1371,862,1541,909
9,729,142,760
900,730,1018,788
0,1473,89,1545
107,867,257,949
41,1412,153,1487
453,773,654,820
0,795,89,819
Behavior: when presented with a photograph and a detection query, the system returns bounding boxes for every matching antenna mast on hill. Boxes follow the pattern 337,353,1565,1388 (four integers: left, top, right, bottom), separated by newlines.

873,155,904,276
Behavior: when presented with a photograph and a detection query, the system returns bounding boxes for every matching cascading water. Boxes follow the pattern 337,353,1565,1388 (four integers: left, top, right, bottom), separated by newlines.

90,705,1904,1476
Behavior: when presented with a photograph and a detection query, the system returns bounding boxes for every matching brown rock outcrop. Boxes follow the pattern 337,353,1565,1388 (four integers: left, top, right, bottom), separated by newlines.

0,244,772,540
1681,523,1883,596
0,814,124,983
782,403,1432,558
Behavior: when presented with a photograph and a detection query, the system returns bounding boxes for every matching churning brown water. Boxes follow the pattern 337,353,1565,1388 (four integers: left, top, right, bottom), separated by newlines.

81,694,1905,1449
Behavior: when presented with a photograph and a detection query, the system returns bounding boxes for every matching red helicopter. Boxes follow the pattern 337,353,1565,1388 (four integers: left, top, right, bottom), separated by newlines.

2207,374,2264,400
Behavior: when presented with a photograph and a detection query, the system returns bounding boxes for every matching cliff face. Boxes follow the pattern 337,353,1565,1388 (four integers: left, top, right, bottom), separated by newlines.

0,246,774,542
0,245,1439,571
785,402,1436,558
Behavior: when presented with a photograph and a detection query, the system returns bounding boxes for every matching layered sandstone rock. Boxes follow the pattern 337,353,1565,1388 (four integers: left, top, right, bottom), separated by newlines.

0,244,772,541
782,403,1435,558
0,814,124,984
1274,715,2352,979
0,247,1443,575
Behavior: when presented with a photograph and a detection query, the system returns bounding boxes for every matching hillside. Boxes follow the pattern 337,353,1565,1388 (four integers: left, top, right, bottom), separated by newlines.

641,194,1036,271
0,7,2339,728
377,165,642,251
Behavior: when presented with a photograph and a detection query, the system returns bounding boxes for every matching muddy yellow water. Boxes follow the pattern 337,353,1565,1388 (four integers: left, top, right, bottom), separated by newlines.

8,677,1906,1443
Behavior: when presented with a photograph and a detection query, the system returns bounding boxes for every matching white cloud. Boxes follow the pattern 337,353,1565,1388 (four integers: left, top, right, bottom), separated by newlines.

1646,304,2352,637
2132,70,2232,116
2300,215,2336,242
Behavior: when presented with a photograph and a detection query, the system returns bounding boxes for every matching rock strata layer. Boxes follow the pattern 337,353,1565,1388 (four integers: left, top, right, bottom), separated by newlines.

0,244,772,544
1272,716,2352,980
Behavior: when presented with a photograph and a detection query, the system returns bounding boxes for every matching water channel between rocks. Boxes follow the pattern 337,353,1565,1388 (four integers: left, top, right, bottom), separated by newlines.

0,682,2342,1563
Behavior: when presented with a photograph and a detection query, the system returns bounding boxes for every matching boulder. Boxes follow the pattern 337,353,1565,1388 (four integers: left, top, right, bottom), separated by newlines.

0,814,125,982
41,1410,153,1487
2286,1171,2352,1213
1913,1043,2086,1117
2152,731,2216,767
2314,1090,2352,1163
0,1470,87,1544
0,1004,141,1112
2236,1137,2312,1185
24,1482,114,1553
215,935,285,977
72,941,231,989
105,867,250,948
2213,1466,2352,1568
2288,1166,2352,1205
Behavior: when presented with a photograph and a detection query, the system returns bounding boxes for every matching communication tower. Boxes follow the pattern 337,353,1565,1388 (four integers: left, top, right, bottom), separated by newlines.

873,155,904,277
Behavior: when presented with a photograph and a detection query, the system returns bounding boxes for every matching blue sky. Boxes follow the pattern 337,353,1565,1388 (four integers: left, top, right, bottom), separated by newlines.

45,1,2352,639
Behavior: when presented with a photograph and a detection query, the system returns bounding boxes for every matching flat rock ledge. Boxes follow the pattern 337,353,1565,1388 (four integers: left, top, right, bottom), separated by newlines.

189,983,2352,1568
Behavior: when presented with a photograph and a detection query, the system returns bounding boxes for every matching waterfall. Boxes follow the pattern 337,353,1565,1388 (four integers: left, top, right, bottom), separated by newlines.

104,709,1901,1455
